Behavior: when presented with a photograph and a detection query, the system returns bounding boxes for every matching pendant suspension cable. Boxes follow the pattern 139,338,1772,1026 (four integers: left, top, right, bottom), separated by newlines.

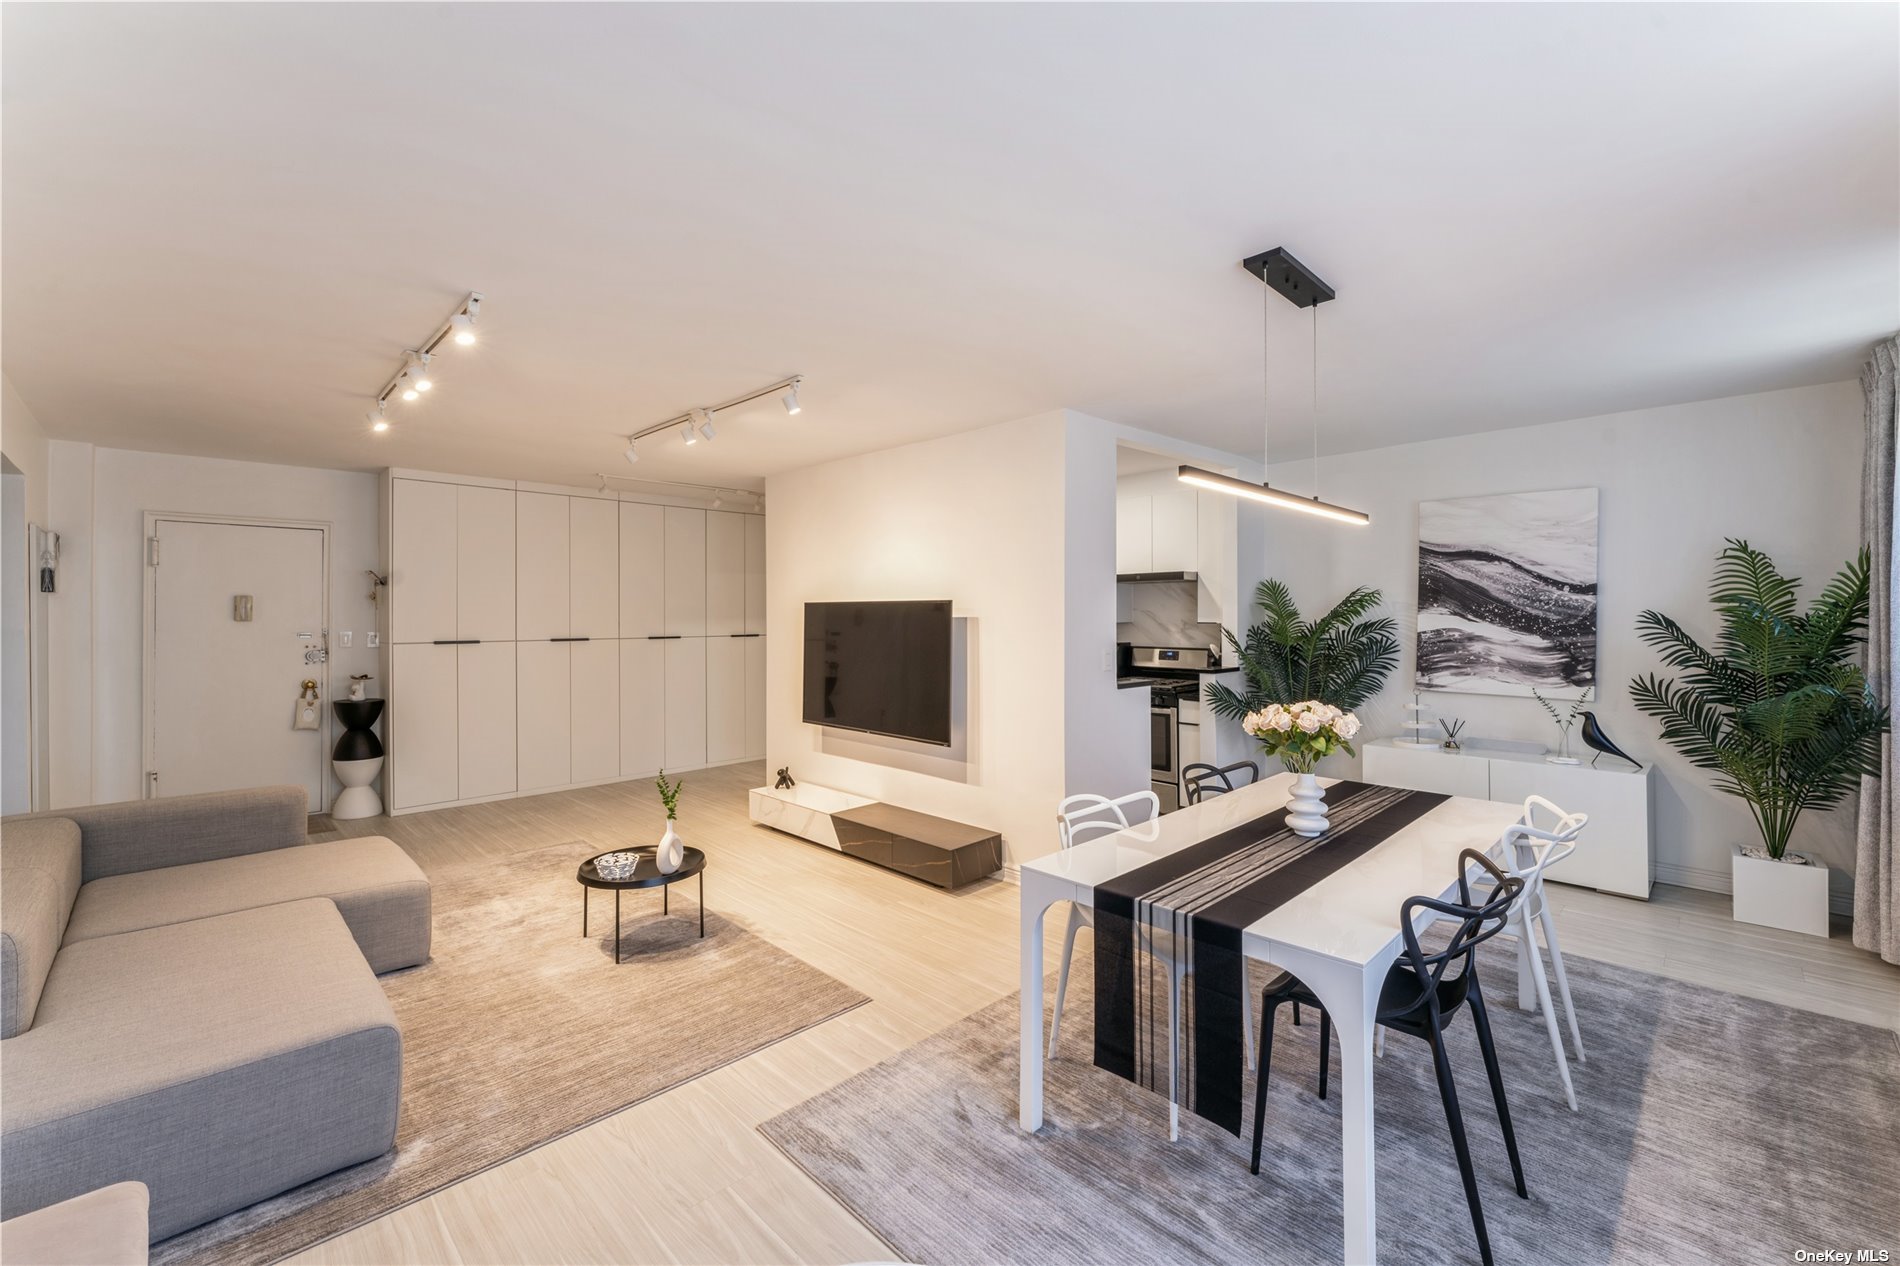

1311,304,1320,502
1262,283,1272,482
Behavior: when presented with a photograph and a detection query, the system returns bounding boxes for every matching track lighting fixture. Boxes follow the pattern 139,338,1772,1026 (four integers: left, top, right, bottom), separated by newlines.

680,422,699,446
623,437,640,465
362,291,482,433
366,405,389,433
694,408,717,442
781,383,801,415
614,374,802,464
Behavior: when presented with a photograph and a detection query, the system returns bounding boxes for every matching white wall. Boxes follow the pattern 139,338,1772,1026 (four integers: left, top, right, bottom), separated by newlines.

1263,380,1866,898
3,379,53,810
46,444,379,807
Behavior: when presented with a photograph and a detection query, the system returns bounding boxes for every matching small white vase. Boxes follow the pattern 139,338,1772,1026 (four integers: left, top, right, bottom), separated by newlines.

655,821,684,874
1285,772,1329,838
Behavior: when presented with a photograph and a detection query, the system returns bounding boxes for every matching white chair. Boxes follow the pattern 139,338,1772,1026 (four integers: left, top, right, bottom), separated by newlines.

1048,789,1256,1141
1496,795,1589,1111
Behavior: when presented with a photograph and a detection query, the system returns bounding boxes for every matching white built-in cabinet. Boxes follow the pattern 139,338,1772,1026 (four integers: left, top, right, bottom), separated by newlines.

383,472,765,816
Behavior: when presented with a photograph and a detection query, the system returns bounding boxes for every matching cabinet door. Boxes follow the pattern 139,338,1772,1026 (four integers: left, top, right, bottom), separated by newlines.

516,640,572,791
619,503,666,638
516,492,571,640
456,485,515,642
662,508,707,637
569,497,619,639
744,635,767,759
663,637,707,770
1151,486,1199,573
743,515,766,634
391,479,457,643
457,641,517,799
569,640,619,783
1488,759,1651,898
705,636,746,763
1362,743,1491,799
619,639,665,777
705,511,746,637
1115,495,1153,574
391,642,457,809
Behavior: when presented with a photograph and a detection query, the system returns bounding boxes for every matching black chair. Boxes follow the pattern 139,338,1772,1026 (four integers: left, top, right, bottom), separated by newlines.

1181,759,1260,805
1249,849,1528,1266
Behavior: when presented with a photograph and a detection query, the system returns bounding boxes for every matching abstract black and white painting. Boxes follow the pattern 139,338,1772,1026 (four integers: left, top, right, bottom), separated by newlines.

1416,488,1598,697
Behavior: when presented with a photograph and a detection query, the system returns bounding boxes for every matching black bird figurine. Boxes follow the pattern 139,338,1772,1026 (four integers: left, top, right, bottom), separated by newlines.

1579,711,1641,770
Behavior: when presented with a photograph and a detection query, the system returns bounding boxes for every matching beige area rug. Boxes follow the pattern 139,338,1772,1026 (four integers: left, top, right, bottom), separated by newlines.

153,841,868,1266
762,938,1900,1265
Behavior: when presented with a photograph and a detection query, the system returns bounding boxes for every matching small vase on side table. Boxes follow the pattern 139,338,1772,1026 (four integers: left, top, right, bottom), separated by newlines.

655,821,684,874
1285,771,1329,837
331,698,385,820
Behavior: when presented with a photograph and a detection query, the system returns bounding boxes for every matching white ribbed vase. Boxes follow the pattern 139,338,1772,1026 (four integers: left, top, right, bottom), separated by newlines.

1285,773,1329,838
655,822,684,874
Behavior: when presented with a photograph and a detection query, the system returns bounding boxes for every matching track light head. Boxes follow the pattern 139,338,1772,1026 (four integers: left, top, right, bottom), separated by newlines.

781,383,801,415
367,405,389,433
694,408,717,442
623,437,640,465
680,421,698,446
401,385,420,402
408,352,432,392
451,295,481,345
712,496,723,509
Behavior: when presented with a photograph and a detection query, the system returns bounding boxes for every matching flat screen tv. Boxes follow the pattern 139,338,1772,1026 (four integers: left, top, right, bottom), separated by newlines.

802,600,953,746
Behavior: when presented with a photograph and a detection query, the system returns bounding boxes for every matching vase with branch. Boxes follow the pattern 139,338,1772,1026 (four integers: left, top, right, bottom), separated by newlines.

654,770,686,873
1533,686,1592,764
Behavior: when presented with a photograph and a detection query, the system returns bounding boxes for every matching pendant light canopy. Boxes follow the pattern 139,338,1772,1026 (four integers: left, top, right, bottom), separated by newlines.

1182,247,1369,526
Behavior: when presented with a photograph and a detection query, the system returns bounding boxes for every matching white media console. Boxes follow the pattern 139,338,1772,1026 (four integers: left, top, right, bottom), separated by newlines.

1363,737,1654,899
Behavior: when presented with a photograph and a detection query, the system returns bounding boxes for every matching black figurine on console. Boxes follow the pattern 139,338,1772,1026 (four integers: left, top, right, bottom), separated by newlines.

1579,711,1641,770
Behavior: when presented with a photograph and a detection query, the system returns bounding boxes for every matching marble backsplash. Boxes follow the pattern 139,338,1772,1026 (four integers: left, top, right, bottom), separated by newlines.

1116,579,1225,654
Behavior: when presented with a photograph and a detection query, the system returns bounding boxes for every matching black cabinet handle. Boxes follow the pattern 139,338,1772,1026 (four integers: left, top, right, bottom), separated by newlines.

432,639,480,645
551,636,591,642
647,634,682,640
731,633,762,638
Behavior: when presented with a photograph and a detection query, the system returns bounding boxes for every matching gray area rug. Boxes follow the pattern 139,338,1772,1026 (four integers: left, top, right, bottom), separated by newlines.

762,937,1900,1265
154,840,868,1266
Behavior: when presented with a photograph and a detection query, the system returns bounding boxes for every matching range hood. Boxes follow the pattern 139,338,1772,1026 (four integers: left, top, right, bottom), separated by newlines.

1117,571,1198,584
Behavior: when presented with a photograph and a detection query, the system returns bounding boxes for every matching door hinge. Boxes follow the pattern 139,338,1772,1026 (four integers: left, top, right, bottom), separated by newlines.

148,536,160,566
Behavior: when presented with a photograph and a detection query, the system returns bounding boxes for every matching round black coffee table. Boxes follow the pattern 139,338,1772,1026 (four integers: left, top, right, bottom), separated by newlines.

577,847,707,963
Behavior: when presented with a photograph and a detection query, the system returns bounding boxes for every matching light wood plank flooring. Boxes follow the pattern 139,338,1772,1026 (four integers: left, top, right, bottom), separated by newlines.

291,761,1898,1265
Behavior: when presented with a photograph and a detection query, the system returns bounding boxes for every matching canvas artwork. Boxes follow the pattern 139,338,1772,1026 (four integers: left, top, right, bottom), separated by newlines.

1416,487,1599,697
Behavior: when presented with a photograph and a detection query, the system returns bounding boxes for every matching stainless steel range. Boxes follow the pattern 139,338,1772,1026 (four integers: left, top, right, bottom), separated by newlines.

1121,645,1219,813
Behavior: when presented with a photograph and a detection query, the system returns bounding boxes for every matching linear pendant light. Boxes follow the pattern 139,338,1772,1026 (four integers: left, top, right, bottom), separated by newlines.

1182,247,1368,526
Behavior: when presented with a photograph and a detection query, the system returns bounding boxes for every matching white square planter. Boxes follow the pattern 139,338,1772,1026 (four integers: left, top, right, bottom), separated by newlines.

1730,845,1831,938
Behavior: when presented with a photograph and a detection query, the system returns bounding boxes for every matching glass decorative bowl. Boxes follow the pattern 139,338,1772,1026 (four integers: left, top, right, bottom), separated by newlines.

594,851,642,880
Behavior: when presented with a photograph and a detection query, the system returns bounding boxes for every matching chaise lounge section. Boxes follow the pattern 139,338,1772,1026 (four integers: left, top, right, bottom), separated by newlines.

0,787,432,1242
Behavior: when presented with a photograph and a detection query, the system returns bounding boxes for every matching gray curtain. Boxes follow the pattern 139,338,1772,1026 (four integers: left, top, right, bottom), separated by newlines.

1855,335,1898,965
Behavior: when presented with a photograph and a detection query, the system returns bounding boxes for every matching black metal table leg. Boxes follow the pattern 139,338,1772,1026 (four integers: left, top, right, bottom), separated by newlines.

663,883,669,916
614,889,622,964
582,886,588,937
699,871,705,938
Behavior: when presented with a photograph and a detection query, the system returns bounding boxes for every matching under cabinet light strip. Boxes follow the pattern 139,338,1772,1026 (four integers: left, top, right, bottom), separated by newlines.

1176,465,1370,526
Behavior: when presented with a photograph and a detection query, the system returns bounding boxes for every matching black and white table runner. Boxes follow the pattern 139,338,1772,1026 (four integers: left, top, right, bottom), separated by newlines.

1091,781,1449,1134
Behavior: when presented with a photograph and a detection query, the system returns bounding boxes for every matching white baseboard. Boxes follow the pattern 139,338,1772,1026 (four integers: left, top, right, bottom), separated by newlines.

1654,860,1856,917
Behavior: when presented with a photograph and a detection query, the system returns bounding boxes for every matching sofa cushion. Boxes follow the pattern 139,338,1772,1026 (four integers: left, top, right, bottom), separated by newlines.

63,836,431,974
0,1181,149,1266
4,786,309,883
1,817,83,1038
0,899,402,1241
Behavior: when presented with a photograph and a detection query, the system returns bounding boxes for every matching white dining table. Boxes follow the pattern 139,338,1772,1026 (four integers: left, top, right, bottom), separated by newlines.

1017,772,1523,1266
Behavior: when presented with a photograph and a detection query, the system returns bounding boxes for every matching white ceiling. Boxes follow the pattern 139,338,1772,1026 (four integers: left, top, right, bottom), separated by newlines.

4,3,1895,491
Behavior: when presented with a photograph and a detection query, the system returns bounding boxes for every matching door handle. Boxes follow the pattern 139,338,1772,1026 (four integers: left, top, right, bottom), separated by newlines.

432,639,481,645
731,633,761,638
551,636,591,642
646,635,682,640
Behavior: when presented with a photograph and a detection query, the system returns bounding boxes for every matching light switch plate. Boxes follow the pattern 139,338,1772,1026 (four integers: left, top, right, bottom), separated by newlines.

339,631,353,647
367,631,380,648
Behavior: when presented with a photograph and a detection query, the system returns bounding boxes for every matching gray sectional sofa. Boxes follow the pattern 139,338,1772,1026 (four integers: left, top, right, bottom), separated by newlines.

0,787,431,1243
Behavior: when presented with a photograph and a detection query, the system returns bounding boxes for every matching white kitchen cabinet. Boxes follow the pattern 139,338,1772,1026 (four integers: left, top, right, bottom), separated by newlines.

744,515,766,634
1115,495,1153,574
569,498,619,639
663,637,707,769
706,636,747,763
391,479,458,643
744,635,767,759
516,640,571,792
456,485,515,641
663,508,707,637
390,642,458,809
456,641,516,799
619,638,665,777
705,511,746,637
1151,488,1199,573
619,503,665,638
568,639,619,782
516,492,572,640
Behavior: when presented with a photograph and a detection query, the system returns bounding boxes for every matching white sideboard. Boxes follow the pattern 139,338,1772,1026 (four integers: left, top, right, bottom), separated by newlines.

381,469,767,815
1363,737,1653,899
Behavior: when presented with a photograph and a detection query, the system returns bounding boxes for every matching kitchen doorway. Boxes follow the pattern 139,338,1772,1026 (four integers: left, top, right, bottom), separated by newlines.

143,514,331,810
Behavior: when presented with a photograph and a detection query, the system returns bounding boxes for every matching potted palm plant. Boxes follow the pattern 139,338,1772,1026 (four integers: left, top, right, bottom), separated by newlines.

1206,580,1400,718
1631,540,1888,936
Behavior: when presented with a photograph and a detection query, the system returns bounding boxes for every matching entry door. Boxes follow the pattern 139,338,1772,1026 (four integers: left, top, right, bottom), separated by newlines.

150,519,327,809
